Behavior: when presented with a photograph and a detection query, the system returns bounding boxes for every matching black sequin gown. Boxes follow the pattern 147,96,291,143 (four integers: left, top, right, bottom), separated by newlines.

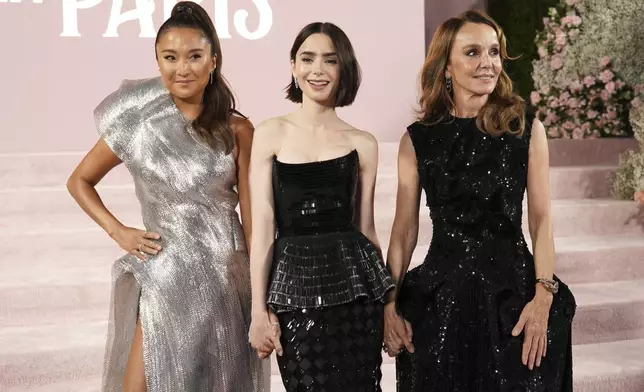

396,116,577,392
268,149,394,392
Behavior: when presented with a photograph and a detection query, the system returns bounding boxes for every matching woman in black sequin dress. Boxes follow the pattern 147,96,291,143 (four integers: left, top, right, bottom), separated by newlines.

383,11,576,392
247,22,394,391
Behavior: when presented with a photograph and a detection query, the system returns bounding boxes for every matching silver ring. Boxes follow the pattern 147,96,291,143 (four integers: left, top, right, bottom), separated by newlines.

271,322,280,327
138,243,144,252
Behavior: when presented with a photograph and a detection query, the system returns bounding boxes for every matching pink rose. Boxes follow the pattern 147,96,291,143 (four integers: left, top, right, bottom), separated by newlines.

545,111,559,124
569,80,583,92
634,191,644,204
606,110,617,119
568,28,580,38
605,81,616,94
530,91,541,105
551,56,564,70
599,70,614,84
560,91,571,101
572,128,585,139
547,127,561,138
538,46,548,58
634,84,644,94
615,80,625,89
567,98,580,108
571,15,582,26
560,16,572,26
581,122,591,131
601,89,610,101
540,85,551,95
587,110,598,119
563,121,575,130
584,75,596,87
599,56,611,68
632,97,642,108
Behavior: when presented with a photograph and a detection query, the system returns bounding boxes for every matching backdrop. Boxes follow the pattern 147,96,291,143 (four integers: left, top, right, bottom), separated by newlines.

0,0,425,154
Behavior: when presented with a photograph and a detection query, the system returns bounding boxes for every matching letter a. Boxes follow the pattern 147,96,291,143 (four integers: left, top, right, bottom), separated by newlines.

61,0,102,37
104,0,156,38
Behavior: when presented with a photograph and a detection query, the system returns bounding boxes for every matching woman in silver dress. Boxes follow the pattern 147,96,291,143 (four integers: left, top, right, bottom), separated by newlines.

66,2,267,391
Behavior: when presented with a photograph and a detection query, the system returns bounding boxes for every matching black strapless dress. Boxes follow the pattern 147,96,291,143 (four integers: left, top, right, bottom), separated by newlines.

396,116,577,392
268,149,394,392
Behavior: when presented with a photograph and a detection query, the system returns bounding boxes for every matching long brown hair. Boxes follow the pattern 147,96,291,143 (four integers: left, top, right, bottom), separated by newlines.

418,10,525,136
156,1,241,153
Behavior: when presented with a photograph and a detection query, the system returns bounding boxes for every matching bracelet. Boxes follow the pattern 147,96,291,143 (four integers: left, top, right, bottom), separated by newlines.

536,278,559,294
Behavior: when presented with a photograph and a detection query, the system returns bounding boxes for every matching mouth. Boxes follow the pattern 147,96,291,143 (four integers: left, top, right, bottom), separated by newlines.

175,80,194,84
307,80,330,87
474,75,496,81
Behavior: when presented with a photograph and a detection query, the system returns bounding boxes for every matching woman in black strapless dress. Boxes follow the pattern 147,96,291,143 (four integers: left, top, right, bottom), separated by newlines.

383,11,576,392
247,22,393,391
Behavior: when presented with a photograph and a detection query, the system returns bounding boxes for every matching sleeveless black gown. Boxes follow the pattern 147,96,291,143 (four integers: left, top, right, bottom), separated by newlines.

267,149,394,391
396,116,577,392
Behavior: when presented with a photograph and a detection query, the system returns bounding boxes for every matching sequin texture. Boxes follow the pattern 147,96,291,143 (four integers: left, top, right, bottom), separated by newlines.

268,150,394,391
396,116,576,392
94,77,268,391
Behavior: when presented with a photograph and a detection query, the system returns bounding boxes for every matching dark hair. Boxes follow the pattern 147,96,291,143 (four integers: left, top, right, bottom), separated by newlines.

418,10,525,136
155,1,241,153
286,22,361,108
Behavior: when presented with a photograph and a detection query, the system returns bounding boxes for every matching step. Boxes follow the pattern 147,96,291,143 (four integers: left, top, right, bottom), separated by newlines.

0,152,132,190
572,339,644,392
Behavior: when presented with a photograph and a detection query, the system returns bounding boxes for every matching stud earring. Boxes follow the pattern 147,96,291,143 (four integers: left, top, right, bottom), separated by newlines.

446,77,452,92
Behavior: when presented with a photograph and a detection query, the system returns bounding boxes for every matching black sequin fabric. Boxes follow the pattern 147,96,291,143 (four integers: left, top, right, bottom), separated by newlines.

276,300,385,392
268,149,394,392
396,116,577,392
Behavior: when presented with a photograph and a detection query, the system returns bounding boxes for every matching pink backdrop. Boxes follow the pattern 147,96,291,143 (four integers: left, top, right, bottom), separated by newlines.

0,0,425,153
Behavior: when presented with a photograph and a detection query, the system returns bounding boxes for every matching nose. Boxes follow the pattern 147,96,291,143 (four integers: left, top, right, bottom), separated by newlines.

177,60,190,76
312,59,323,75
480,52,493,69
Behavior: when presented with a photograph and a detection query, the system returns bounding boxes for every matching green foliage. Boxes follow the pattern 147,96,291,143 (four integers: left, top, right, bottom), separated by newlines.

488,0,559,100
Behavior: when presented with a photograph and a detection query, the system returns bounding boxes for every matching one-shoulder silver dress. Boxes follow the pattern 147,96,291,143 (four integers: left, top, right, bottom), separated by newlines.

94,77,269,391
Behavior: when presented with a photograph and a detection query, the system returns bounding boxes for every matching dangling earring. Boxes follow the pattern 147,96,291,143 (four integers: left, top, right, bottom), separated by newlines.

209,71,213,84
446,77,453,93
294,77,299,89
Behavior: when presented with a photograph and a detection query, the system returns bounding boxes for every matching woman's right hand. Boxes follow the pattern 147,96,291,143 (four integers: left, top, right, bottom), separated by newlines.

110,225,162,261
249,309,283,359
383,302,414,357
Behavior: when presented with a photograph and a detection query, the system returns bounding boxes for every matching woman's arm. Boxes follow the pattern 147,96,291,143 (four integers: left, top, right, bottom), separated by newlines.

247,119,282,358
512,118,555,370
232,116,255,249
385,132,422,302
382,132,421,356
355,131,381,252
66,140,161,261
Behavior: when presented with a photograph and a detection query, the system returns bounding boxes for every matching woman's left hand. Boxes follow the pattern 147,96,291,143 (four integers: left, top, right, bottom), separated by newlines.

511,287,553,370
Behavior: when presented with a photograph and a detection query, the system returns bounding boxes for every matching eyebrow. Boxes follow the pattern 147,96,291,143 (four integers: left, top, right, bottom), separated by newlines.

300,51,338,57
160,48,206,54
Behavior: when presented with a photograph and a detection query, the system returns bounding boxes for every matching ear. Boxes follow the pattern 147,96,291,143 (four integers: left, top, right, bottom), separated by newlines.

290,58,296,79
211,54,217,72
445,65,452,80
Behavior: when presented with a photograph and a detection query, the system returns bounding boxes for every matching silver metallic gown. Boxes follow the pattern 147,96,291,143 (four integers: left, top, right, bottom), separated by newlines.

94,77,269,391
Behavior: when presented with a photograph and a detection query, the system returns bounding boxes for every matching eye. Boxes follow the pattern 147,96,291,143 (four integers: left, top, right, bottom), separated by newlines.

301,57,313,63
325,59,338,64
467,49,478,56
163,55,176,61
490,48,500,56
191,54,203,60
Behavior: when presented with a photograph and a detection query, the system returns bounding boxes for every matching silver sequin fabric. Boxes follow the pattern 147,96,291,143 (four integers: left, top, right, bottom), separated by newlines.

94,77,269,391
